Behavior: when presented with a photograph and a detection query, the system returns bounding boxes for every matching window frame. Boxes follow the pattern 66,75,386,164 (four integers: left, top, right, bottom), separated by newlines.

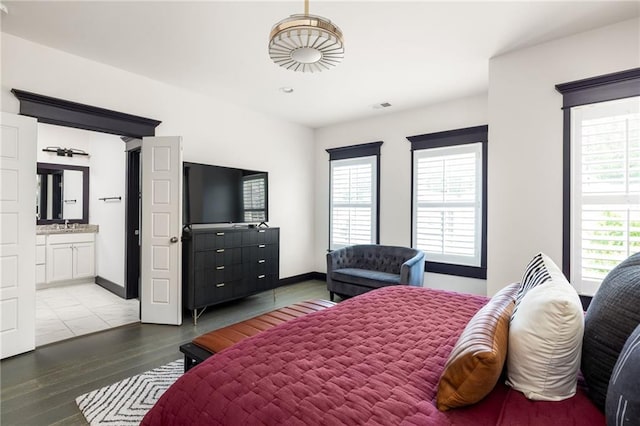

407,125,488,279
326,141,383,250
556,67,640,293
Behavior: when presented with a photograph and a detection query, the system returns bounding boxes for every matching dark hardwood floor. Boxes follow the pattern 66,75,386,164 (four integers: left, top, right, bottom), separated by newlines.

0,280,330,425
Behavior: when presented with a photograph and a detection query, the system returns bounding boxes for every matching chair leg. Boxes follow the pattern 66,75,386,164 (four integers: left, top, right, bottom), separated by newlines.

330,291,334,302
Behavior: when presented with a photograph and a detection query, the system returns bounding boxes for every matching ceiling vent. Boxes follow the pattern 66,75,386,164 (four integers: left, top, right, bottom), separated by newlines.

373,102,392,109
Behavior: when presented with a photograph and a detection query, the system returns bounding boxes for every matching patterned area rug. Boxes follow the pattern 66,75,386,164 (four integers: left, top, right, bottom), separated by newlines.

76,359,183,425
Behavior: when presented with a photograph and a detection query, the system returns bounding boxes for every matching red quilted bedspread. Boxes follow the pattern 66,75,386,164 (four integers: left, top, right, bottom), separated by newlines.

143,286,604,425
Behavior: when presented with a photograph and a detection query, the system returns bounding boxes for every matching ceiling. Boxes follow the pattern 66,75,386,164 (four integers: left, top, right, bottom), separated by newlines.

1,1,638,128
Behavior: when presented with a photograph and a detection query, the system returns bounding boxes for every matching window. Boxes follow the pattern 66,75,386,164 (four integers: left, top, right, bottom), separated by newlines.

242,174,267,222
557,68,640,295
326,142,382,250
408,126,487,279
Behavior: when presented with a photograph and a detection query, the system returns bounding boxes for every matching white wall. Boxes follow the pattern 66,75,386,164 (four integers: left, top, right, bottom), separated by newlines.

314,95,489,295
2,33,316,280
487,18,640,295
89,132,126,287
37,123,127,287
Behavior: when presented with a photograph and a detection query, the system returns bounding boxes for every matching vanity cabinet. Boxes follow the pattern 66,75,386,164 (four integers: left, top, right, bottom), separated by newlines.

45,233,95,283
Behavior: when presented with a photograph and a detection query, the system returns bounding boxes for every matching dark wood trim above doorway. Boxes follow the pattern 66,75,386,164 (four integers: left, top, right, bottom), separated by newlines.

12,89,158,302
11,89,161,138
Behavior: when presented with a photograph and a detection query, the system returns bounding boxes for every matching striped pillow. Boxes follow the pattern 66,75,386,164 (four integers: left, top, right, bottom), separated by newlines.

512,252,553,319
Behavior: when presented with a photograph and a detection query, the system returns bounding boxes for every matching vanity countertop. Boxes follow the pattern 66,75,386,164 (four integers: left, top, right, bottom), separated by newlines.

36,224,99,235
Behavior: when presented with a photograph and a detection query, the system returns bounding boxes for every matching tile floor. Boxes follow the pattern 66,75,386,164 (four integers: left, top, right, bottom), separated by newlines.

36,282,139,346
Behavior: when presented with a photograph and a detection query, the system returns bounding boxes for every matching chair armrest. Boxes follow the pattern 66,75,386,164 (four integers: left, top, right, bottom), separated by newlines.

326,250,340,274
326,248,348,279
400,251,425,286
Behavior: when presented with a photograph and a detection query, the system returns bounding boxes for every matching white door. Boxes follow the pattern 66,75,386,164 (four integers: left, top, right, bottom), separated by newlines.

46,244,73,282
73,242,95,279
1,112,36,359
140,136,182,325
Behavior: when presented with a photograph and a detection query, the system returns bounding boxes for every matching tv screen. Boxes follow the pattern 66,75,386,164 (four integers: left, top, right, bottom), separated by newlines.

183,162,268,225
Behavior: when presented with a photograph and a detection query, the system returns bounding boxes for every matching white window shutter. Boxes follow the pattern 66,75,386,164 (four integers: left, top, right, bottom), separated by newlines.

330,156,377,249
242,175,266,222
571,97,640,295
412,143,482,267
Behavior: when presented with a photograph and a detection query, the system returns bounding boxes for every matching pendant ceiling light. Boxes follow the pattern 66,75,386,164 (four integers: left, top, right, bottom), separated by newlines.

268,0,344,73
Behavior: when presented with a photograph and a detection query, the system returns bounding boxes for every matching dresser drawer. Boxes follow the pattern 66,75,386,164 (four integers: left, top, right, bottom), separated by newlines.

195,264,243,284
241,228,279,246
193,231,242,250
242,244,278,263
194,248,242,268
195,279,239,305
251,273,278,292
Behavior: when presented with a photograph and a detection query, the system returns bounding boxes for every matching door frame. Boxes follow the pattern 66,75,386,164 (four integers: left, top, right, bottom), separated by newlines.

10,89,161,299
125,146,141,300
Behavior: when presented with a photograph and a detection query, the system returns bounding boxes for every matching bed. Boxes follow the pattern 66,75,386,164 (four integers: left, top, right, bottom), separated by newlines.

142,286,604,425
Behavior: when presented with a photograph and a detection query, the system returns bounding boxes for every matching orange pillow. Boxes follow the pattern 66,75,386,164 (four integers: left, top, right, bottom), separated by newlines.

436,283,519,411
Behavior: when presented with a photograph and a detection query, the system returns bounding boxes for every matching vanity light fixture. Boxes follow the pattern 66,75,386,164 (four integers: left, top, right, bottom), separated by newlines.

42,146,89,157
268,0,344,73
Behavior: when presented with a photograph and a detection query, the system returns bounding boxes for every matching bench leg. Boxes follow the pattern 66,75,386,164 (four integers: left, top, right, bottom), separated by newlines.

184,354,195,373
330,291,334,302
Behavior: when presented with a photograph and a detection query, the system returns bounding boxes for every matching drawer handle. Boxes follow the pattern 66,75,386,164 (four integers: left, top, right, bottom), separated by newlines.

216,283,225,288
258,230,266,233
216,249,225,253
258,244,266,248
216,266,225,270
216,232,225,236
258,274,266,279
258,259,265,264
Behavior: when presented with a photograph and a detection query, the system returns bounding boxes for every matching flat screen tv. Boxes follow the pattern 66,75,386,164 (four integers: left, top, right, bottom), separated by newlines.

183,162,268,225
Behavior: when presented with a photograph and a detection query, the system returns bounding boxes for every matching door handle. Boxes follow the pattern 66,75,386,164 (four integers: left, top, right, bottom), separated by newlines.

170,236,179,243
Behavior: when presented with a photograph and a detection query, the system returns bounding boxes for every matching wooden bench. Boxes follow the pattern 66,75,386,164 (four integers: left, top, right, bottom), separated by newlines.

179,299,336,372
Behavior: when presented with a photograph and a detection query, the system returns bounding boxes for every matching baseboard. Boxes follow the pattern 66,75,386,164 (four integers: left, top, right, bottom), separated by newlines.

279,272,326,286
95,276,126,299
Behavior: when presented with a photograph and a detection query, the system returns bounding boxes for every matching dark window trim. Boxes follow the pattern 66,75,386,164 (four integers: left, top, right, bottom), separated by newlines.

555,68,640,109
11,88,161,138
326,141,383,160
327,141,383,248
555,68,640,279
407,125,488,279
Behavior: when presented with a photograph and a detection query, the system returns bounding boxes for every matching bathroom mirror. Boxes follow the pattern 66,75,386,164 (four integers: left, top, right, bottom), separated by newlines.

36,163,89,224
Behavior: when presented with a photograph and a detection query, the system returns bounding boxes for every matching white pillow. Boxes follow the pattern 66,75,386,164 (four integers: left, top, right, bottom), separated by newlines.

506,255,584,401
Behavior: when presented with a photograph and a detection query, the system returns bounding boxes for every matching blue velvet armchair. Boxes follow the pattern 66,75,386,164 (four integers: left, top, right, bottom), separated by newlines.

326,244,426,301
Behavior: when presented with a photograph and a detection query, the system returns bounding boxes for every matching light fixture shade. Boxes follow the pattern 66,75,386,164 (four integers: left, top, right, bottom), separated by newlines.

269,14,344,73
